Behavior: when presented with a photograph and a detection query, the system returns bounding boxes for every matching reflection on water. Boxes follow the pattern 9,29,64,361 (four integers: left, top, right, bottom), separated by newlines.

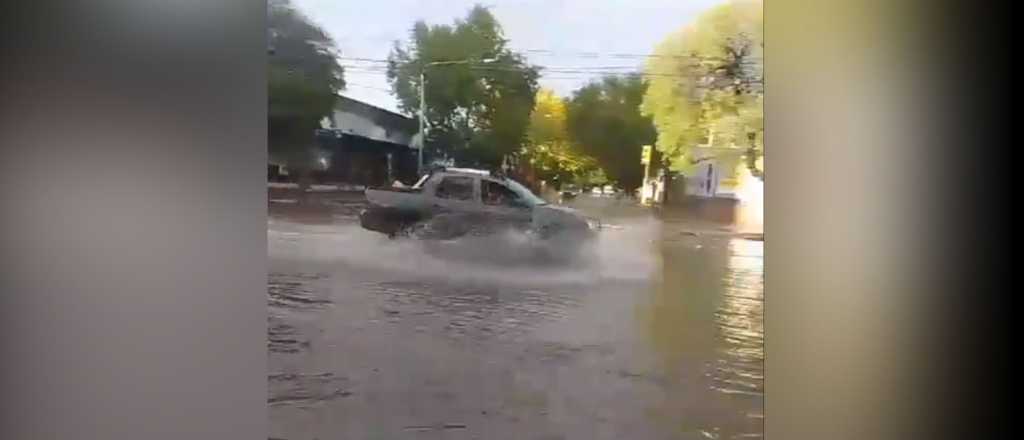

713,239,764,399
643,236,764,439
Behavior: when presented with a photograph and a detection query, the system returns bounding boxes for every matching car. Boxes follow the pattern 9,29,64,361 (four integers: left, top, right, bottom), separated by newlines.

359,168,599,244
559,185,579,201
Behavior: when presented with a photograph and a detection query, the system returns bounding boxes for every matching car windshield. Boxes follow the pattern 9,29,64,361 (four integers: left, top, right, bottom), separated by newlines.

504,179,547,206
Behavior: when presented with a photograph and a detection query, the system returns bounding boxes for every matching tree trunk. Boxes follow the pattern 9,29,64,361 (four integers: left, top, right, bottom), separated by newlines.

746,150,764,181
746,134,764,182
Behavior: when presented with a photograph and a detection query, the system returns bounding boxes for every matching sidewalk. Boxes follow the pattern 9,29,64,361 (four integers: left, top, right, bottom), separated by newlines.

268,182,366,192
268,186,368,225
655,204,763,241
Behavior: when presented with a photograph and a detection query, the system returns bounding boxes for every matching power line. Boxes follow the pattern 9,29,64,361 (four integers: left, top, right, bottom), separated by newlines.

342,66,389,71
339,54,761,65
340,48,762,61
336,60,758,79
333,30,762,61
344,82,392,92
339,63,693,78
515,48,762,61
336,55,762,80
337,56,390,63
339,56,644,71
340,68,700,80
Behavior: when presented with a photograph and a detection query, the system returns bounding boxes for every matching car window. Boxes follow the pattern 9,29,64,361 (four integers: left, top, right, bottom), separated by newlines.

504,179,547,206
482,180,521,207
435,176,475,201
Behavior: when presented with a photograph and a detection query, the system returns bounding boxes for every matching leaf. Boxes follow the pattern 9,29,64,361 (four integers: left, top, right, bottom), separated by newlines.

387,6,540,168
641,1,763,173
267,0,345,168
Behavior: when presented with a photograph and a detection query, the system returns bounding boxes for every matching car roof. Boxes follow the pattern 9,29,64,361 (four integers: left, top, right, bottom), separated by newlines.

437,170,509,182
444,167,490,176
435,171,485,182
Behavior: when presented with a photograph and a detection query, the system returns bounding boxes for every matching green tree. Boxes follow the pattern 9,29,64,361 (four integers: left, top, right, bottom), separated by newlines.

566,74,657,193
641,0,763,179
522,89,597,188
387,5,540,168
268,0,345,185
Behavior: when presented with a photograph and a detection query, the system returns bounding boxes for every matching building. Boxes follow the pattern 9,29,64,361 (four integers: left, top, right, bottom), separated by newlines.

269,95,420,186
678,146,746,199
636,145,746,223
681,146,748,223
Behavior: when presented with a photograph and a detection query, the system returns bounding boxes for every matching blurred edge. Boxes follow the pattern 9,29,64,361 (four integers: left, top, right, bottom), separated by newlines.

0,1,266,440
769,0,1008,439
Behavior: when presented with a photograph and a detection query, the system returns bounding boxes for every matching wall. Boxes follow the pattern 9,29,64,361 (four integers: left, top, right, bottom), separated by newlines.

685,161,721,197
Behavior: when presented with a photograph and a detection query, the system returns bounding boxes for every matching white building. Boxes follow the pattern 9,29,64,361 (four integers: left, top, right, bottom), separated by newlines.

682,146,744,199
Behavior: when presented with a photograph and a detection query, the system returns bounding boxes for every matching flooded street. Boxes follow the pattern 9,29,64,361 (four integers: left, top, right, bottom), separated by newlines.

268,194,763,440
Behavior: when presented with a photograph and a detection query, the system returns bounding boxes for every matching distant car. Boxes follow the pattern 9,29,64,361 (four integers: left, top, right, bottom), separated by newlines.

359,168,600,243
559,185,579,201
589,185,615,196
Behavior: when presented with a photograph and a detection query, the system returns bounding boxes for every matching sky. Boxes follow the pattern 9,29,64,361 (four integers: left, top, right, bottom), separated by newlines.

291,0,725,114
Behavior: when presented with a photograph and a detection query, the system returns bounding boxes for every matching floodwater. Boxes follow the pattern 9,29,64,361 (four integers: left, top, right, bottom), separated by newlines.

267,194,763,440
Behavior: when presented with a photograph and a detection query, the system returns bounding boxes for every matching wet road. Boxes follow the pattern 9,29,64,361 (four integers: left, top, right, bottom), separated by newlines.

268,194,763,440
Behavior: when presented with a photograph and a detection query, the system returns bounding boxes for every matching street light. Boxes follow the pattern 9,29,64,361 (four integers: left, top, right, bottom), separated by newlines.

417,57,498,174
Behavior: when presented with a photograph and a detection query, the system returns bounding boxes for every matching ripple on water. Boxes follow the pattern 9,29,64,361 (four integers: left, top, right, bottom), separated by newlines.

268,372,352,407
709,239,764,435
267,273,332,355
365,281,583,346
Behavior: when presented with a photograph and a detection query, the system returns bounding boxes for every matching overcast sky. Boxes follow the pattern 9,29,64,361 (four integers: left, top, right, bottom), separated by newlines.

292,0,724,114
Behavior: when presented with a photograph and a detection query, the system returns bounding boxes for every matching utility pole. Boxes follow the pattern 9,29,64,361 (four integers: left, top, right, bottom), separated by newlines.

418,70,426,175
641,145,653,204
416,58,498,175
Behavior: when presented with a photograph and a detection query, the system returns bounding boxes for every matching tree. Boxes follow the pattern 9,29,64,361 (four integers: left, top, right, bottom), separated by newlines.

566,74,657,193
387,5,540,169
521,89,597,188
641,0,763,180
268,0,345,186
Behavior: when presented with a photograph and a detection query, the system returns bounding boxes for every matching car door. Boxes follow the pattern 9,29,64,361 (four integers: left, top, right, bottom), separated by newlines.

430,175,479,213
480,178,533,231
424,174,483,237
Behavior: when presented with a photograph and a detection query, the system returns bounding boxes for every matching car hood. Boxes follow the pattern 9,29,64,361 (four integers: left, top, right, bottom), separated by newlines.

532,205,593,230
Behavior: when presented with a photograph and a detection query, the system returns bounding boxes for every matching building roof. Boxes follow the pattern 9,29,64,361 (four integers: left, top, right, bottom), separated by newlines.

336,94,416,135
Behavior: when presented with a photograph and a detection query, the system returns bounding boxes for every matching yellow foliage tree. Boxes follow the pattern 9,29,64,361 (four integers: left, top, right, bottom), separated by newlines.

642,0,763,179
522,89,597,187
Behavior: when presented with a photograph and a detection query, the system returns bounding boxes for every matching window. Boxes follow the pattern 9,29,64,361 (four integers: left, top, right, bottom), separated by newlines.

504,179,547,206
482,180,521,207
435,176,475,201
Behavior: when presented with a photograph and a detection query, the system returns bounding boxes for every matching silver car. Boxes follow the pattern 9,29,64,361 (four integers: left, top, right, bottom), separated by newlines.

360,168,599,242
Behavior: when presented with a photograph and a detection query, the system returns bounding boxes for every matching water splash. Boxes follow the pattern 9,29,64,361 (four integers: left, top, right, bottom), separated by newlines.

733,168,764,234
268,216,660,286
